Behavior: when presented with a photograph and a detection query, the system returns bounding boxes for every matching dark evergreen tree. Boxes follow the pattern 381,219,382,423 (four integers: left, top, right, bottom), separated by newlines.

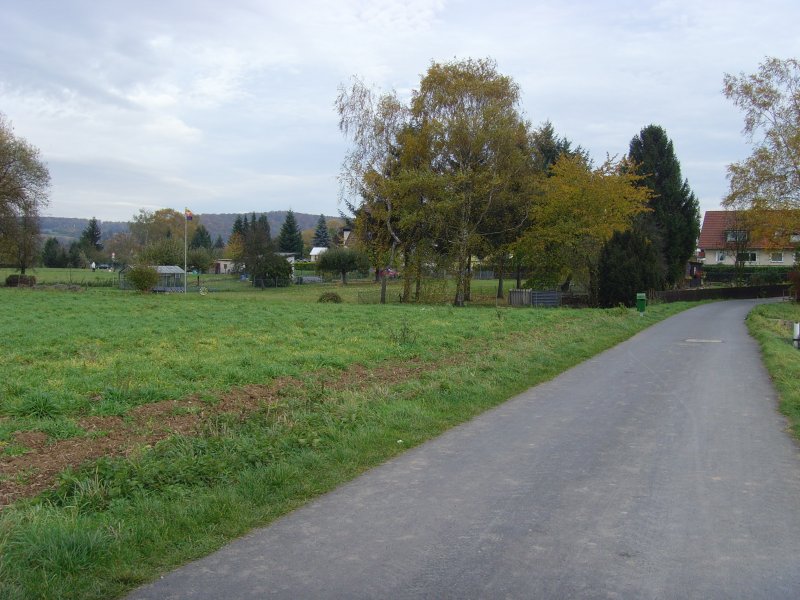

67,241,83,268
238,213,275,279
42,237,66,267
214,234,225,249
628,125,700,287
530,121,588,174
255,214,271,242
231,215,245,237
277,209,303,256
598,228,664,308
189,224,213,249
80,217,102,251
312,214,331,247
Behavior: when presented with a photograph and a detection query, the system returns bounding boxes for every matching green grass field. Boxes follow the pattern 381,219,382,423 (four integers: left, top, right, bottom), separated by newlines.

0,277,694,599
0,266,517,301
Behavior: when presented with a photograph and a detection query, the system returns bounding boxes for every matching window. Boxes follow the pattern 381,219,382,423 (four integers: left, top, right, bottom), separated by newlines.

726,230,748,243
737,251,756,263
771,252,784,263
717,252,726,263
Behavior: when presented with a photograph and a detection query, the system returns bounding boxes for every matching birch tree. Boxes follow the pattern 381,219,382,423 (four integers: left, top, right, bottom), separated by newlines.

411,58,530,306
0,114,50,274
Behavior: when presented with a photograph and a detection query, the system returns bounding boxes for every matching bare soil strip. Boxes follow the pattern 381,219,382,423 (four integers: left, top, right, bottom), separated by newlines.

1,359,432,507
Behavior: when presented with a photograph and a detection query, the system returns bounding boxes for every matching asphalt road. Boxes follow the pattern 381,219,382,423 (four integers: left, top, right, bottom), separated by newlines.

129,300,800,599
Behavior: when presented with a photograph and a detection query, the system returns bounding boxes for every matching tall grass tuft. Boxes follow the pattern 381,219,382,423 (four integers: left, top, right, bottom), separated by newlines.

12,392,63,419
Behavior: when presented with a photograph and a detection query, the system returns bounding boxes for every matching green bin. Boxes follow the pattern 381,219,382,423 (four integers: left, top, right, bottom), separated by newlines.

636,292,647,314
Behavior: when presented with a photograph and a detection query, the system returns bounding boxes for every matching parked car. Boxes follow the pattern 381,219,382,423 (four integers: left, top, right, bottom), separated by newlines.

379,268,399,279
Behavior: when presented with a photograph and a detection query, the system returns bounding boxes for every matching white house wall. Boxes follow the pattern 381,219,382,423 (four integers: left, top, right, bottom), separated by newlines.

705,249,796,266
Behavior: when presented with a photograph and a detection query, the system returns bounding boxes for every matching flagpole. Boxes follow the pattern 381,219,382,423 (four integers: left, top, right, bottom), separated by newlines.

184,209,188,294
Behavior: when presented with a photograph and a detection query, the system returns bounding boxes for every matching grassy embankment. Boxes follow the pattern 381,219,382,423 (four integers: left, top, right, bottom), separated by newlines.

0,278,692,599
747,302,800,439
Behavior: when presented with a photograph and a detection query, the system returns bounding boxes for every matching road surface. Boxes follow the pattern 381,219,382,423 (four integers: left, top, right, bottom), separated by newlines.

129,300,800,599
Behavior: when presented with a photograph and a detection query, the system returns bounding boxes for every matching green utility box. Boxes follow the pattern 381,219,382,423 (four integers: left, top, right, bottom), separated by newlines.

636,292,647,314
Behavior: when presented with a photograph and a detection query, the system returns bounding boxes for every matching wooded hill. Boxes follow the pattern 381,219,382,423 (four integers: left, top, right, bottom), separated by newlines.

39,211,336,245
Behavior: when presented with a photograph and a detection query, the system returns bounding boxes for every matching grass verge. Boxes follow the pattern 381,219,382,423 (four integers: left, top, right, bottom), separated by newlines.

0,288,693,599
746,302,800,439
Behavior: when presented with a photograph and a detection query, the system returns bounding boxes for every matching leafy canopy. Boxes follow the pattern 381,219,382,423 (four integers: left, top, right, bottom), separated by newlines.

0,113,50,273
723,57,800,211
518,154,652,300
316,247,370,284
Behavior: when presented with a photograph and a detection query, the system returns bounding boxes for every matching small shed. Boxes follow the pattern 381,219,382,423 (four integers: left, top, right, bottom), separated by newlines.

214,259,235,274
119,265,186,292
309,247,328,262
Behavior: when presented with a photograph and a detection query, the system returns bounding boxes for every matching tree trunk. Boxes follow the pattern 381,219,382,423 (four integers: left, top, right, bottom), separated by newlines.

587,260,600,307
464,255,472,301
414,252,422,302
453,228,469,307
402,248,412,302
496,254,506,299
380,240,398,304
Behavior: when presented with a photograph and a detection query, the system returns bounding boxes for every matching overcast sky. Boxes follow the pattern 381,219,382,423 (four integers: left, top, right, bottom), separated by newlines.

2,0,799,222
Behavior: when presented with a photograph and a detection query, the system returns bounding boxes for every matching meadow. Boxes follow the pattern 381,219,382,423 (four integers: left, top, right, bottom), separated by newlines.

0,274,694,599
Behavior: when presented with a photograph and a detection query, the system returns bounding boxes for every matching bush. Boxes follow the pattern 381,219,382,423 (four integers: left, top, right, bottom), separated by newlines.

125,265,159,292
316,248,370,284
598,229,663,307
318,292,343,303
703,264,792,285
5,274,36,287
251,253,293,284
789,271,800,302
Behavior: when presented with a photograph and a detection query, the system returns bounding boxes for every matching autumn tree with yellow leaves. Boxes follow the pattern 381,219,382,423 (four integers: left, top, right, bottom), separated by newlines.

516,154,652,304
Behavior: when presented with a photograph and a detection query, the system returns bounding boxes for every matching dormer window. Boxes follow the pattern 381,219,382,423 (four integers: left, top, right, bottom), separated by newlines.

726,230,747,243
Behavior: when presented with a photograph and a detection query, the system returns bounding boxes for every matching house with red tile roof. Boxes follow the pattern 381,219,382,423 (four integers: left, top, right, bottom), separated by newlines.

698,210,797,266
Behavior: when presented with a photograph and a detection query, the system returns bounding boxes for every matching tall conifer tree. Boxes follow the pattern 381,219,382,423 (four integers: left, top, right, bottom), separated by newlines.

80,217,103,251
628,125,699,287
312,215,331,247
231,215,244,237
278,210,303,256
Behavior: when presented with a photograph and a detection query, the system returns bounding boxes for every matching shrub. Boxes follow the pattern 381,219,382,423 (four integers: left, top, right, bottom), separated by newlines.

318,292,343,303
251,253,292,284
789,271,800,302
125,265,159,292
703,264,792,285
5,274,36,287
316,248,370,284
598,229,663,307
